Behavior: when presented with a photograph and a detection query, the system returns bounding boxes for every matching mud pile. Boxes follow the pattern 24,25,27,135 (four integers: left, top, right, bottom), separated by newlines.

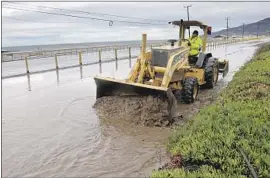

93,96,172,127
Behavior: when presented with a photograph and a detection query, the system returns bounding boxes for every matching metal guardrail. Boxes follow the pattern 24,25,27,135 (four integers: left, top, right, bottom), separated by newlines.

2,42,168,62
2,37,261,62
2,37,262,78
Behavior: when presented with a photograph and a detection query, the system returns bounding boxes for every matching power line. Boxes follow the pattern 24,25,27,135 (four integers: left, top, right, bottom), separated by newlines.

4,2,167,23
3,6,167,26
242,23,245,38
257,22,260,38
2,16,80,24
3,6,110,22
225,17,230,39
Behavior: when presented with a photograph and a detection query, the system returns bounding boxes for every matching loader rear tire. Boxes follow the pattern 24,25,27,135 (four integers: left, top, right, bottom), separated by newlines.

181,77,199,104
204,58,219,89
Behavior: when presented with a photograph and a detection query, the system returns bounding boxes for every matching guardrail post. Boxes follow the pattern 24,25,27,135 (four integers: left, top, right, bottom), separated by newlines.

98,49,102,73
79,52,82,65
55,54,59,69
115,48,118,70
98,49,102,63
128,46,132,68
25,57,30,73
114,48,118,60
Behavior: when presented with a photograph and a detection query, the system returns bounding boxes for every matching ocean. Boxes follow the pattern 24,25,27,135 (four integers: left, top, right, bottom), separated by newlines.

2,40,167,52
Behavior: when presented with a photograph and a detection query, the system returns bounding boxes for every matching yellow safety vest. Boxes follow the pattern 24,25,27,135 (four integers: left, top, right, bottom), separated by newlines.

189,36,203,56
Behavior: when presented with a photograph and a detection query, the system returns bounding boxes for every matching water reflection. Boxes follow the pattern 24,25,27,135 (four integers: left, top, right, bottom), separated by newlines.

129,57,132,68
80,66,83,79
56,69,60,85
25,57,135,92
115,58,118,70
26,67,86,91
27,74,31,91
225,44,228,58
99,62,102,73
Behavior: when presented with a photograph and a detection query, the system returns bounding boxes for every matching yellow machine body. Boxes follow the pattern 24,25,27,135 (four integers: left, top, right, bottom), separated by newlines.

94,19,229,119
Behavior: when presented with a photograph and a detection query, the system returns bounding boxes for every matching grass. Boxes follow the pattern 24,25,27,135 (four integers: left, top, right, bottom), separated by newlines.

151,43,270,178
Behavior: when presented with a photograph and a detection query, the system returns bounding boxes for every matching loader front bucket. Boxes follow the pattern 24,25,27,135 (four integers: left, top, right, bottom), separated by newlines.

218,59,229,77
93,76,176,122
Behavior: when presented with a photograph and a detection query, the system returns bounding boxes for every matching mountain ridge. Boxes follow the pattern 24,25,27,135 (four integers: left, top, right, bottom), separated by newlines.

212,17,270,37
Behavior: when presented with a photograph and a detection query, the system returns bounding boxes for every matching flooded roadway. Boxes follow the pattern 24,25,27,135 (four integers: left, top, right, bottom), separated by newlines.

2,38,269,177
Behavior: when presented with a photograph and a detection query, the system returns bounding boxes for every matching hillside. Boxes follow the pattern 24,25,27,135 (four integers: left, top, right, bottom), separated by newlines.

212,17,270,37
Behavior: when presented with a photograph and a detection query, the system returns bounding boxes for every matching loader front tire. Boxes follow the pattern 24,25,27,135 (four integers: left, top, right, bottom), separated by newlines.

204,58,219,89
181,77,199,104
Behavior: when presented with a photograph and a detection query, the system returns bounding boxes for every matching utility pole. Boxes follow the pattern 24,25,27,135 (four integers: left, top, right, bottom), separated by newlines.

184,5,192,37
242,23,245,39
225,17,230,40
257,22,260,38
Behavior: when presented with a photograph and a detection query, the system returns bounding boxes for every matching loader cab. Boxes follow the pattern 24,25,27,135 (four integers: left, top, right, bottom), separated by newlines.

168,19,212,66
169,19,212,53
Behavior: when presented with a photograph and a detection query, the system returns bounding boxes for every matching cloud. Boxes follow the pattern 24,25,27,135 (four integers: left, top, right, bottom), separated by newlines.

2,1,269,47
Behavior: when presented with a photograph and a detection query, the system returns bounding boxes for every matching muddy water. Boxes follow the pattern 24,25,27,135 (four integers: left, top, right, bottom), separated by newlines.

2,39,269,177
2,76,171,177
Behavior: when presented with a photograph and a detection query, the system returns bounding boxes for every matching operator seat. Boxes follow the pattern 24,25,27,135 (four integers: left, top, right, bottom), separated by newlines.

188,46,202,65
188,55,199,65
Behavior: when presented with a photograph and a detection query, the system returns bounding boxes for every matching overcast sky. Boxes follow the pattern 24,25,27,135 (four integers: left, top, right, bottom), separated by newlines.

2,1,270,47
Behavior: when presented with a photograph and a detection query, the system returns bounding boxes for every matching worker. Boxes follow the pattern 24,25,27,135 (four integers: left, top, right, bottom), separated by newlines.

188,30,203,64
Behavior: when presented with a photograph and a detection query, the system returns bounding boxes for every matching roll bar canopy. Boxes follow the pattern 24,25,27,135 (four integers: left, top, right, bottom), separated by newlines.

168,19,208,29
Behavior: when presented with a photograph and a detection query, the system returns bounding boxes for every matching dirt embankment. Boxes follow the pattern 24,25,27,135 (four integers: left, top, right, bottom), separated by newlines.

93,96,171,127
93,87,217,127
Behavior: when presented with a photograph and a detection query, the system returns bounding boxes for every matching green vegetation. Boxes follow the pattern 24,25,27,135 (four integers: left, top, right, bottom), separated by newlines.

152,43,270,178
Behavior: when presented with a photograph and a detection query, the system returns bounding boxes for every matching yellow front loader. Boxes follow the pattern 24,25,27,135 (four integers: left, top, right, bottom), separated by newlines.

94,19,229,120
